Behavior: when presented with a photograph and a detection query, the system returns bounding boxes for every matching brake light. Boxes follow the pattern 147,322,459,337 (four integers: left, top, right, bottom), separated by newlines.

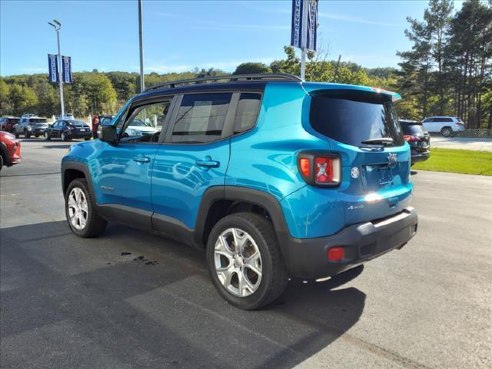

298,152,341,186
456,122,464,126
403,135,420,142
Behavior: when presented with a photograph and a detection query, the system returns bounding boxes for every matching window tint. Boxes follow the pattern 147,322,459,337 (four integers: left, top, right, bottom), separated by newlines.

234,93,261,134
171,93,232,143
442,118,453,122
310,91,404,147
120,101,171,143
401,123,426,135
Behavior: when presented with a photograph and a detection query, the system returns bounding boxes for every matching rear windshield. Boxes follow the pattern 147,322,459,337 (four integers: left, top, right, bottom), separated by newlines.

67,120,86,127
401,123,426,135
31,118,47,123
310,91,404,147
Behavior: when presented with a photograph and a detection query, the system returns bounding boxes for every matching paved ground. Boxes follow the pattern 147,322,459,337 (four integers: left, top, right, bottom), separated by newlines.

1,139,491,369
430,136,492,152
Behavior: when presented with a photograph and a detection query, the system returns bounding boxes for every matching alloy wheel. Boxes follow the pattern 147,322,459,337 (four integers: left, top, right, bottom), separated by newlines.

67,187,89,230
214,227,263,297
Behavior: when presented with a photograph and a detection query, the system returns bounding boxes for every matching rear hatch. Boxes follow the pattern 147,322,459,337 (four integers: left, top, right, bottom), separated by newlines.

309,89,413,225
401,121,430,152
30,118,48,129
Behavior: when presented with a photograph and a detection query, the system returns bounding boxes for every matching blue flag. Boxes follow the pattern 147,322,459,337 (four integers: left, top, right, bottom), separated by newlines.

48,54,58,83
290,0,318,52
62,56,72,84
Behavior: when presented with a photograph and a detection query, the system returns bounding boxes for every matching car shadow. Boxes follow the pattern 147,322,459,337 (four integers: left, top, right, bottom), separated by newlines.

42,144,73,149
1,221,366,369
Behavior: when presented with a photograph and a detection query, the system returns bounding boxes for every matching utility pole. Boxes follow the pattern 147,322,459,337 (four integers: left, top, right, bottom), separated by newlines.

138,0,145,92
48,19,65,118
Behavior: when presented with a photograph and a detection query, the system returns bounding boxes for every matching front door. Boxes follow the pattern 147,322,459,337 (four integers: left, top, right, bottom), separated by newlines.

95,99,173,227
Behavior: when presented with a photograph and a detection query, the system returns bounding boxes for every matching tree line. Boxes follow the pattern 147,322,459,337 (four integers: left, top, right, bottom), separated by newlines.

0,0,490,127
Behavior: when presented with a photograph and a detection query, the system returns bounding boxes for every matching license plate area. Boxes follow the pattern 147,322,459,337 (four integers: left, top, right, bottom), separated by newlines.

378,166,393,185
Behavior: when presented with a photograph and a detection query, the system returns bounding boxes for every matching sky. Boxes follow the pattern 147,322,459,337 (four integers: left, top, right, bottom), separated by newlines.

0,0,465,76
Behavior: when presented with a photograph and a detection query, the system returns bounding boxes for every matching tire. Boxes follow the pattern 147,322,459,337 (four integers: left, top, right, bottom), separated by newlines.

24,130,31,139
35,134,39,138
15,132,19,139
61,132,68,141
206,212,288,310
441,127,452,137
84,137,91,141
0,154,3,171
65,178,107,237
45,131,51,141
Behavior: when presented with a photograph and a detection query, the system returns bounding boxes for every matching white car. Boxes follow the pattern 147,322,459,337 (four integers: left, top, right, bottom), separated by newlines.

123,119,158,137
421,116,465,137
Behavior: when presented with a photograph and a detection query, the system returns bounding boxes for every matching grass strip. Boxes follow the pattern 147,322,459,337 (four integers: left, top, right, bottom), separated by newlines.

412,148,492,176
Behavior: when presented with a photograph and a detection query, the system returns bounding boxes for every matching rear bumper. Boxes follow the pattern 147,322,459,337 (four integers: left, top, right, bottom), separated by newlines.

280,207,418,279
70,131,92,139
410,150,430,164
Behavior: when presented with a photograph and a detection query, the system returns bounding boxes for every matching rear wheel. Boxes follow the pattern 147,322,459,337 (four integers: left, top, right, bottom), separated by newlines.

441,127,452,137
61,132,68,141
14,131,19,138
206,212,288,310
65,178,107,237
45,131,51,141
0,154,3,171
24,130,30,139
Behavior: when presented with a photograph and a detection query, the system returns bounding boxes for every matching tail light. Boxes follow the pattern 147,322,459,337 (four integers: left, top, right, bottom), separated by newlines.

298,151,341,186
403,135,420,142
456,122,464,126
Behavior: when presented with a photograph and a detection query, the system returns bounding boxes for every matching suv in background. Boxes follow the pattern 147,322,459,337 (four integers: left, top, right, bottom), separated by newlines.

15,116,50,138
421,116,464,137
61,74,418,310
400,120,430,165
0,117,20,133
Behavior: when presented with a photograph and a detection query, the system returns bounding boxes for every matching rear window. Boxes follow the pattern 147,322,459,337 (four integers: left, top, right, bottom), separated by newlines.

30,118,47,123
401,123,426,135
310,91,404,147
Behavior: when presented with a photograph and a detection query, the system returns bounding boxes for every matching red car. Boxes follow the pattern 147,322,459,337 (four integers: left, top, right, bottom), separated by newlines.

0,131,22,171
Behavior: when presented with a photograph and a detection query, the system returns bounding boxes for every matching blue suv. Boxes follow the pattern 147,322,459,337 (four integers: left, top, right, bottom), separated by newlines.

62,74,418,309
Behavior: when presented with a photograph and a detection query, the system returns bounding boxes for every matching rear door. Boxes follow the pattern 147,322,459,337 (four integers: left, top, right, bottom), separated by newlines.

309,90,412,225
151,92,234,233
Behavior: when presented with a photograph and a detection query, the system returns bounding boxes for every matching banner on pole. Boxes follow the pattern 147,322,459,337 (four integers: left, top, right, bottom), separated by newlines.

290,0,318,52
48,54,58,83
62,56,72,84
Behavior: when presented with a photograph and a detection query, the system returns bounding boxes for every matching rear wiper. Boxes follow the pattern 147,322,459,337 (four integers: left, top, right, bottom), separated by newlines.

361,138,394,145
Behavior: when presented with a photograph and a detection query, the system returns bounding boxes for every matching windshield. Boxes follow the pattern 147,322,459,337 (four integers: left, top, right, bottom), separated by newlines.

310,91,404,147
129,119,152,127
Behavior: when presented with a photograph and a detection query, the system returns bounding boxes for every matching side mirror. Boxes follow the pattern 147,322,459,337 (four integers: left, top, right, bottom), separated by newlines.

101,125,117,144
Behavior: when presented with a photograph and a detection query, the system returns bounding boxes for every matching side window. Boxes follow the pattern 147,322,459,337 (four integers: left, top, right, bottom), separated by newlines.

443,118,453,122
120,100,171,143
171,93,232,143
234,93,261,134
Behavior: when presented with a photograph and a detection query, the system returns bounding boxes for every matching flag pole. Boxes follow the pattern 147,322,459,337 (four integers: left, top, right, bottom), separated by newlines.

300,0,308,80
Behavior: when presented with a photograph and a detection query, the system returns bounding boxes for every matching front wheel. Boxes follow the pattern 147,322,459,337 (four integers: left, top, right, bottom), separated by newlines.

61,132,68,141
206,212,288,310
45,131,51,141
24,130,31,139
65,178,107,237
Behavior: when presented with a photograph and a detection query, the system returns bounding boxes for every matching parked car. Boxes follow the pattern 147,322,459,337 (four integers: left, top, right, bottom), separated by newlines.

61,74,418,310
122,118,158,137
421,116,465,137
56,113,75,120
45,120,92,141
399,120,430,165
0,117,20,133
14,116,50,138
0,131,21,171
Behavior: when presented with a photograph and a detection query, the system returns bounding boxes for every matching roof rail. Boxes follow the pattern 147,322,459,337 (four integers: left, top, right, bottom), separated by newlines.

145,73,302,92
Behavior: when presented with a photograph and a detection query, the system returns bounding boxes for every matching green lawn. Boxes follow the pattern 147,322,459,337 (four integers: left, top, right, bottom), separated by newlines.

412,148,492,176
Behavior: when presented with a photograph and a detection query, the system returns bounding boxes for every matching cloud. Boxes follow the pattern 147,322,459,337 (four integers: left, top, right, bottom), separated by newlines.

318,12,398,27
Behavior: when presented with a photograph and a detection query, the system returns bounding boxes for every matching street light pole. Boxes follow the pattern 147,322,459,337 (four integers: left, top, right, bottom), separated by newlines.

138,0,145,92
48,20,65,118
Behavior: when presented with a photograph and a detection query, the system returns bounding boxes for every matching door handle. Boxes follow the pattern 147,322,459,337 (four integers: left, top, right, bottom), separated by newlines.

195,159,220,168
133,156,151,163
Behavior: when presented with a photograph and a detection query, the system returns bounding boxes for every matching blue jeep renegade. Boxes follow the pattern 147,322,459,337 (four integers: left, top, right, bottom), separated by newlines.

62,74,418,310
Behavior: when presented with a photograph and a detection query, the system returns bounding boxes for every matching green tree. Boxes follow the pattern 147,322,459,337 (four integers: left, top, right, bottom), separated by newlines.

234,62,271,75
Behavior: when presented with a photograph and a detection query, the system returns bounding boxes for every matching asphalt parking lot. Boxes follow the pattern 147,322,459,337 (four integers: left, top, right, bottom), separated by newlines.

1,139,491,369
430,136,492,152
